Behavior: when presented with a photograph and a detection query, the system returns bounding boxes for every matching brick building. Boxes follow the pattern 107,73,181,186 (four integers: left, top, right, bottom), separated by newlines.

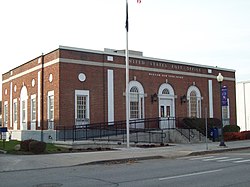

2,46,236,141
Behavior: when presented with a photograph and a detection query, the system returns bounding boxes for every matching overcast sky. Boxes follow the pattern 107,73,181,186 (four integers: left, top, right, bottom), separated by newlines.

1,0,250,98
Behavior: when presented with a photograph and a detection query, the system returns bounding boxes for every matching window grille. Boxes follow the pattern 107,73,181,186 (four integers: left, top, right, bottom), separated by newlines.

77,95,87,119
31,98,36,121
13,102,17,123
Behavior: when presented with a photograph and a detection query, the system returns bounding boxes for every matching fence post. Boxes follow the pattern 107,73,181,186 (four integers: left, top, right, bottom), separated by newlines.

136,131,138,143
189,129,191,142
149,132,151,144
99,123,102,139
115,123,117,136
64,126,66,142
84,124,87,140
161,129,164,144
123,130,125,143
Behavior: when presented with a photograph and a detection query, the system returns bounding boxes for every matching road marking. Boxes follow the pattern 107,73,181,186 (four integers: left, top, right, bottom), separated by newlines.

177,156,214,160
189,156,215,160
203,157,229,161
217,158,243,162
159,169,223,181
234,159,250,163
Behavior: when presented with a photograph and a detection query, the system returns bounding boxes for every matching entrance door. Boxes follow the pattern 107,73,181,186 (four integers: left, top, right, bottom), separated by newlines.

159,99,175,129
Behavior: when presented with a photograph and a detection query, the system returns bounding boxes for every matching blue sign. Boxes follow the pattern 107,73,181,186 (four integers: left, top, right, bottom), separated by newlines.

0,127,7,132
221,86,228,106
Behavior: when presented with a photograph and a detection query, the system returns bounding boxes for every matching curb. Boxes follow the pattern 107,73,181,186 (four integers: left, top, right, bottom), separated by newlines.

81,156,164,165
189,146,250,156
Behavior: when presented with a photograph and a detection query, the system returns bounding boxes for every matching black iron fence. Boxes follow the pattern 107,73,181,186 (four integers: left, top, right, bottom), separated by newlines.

55,117,210,143
56,117,178,143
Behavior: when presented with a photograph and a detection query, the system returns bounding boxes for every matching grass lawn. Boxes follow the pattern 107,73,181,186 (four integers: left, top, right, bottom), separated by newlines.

0,140,69,154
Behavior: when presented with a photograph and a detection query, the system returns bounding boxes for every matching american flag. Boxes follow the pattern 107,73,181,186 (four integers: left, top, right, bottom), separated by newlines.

126,0,141,32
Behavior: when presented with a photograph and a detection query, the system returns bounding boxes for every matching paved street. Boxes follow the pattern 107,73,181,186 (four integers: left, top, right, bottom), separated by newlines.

1,140,250,173
1,150,250,187
1,140,250,186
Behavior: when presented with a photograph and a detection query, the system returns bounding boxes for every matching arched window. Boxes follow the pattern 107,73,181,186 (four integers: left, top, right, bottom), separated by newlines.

130,86,139,119
187,86,202,118
130,86,139,93
20,86,28,130
129,81,144,119
162,88,170,95
190,91,197,117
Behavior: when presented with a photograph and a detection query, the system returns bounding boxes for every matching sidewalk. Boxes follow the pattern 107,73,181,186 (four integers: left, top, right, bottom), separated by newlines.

0,140,250,172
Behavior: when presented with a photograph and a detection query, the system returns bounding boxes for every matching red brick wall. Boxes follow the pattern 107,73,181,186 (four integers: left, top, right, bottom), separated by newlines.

1,50,60,130
1,47,237,130
59,63,106,126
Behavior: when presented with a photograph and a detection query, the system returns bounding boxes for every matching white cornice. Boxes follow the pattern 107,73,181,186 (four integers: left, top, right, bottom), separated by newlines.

2,59,59,84
2,57,235,84
59,45,236,72
60,58,235,81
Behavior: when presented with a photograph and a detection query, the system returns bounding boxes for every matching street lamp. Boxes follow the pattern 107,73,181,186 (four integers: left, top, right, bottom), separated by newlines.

217,73,226,146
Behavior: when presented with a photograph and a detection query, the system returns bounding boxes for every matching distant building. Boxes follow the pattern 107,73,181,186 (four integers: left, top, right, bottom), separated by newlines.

236,81,250,131
2,46,236,141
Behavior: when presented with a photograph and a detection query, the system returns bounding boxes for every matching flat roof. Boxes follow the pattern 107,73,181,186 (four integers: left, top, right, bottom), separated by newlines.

3,45,236,75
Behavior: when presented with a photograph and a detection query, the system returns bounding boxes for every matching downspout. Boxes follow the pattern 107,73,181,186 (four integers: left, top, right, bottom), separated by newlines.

41,54,44,142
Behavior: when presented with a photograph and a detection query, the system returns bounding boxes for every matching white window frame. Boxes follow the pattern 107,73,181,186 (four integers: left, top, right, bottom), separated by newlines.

20,86,28,130
187,85,202,118
13,99,17,124
75,90,90,125
21,100,26,123
222,98,230,126
31,94,36,122
128,81,145,120
76,95,87,119
4,101,8,127
47,91,54,130
47,91,54,121
130,88,140,119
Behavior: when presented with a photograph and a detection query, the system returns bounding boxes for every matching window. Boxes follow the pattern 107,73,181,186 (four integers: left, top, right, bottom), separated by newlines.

47,91,54,130
130,86,139,119
187,85,202,118
162,88,170,95
20,86,28,130
75,90,89,125
190,91,197,117
13,101,17,123
128,81,144,120
31,96,36,122
222,98,230,126
77,95,87,119
22,100,26,123
4,102,8,126
48,94,54,121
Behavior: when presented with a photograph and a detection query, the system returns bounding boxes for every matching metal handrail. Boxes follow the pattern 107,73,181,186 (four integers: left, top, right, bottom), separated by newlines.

55,117,203,143
56,117,164,143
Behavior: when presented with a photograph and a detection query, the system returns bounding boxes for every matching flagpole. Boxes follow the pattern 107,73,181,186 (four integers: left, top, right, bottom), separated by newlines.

125,0,130,148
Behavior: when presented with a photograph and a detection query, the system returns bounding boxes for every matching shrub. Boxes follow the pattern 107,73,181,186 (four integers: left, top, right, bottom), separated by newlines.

223,125,240,133
240,131,250,140
224,132,242,141
20,139,35,152
29,141,46,154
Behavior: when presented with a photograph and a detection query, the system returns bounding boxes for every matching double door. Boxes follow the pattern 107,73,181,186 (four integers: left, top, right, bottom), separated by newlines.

159,98,175,129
